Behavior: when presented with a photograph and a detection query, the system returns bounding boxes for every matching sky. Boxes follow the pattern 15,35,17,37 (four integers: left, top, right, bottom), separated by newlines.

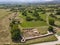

0,0,54,2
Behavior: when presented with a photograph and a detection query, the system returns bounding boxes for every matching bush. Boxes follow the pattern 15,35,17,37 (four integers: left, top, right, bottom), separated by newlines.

49,19,55,25
33,11,39,17
28,10,32,13
22,11,27,16
11,28,22,41
48,26,54,33
56,11,60,15
26,16,33,21
10,20,22,41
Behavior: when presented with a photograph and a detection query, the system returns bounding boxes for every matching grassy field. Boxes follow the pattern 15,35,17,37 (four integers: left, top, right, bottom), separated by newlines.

3,35,57,45
20,21,48,28
49,13,60,24
55,21,60,26
48,12,60,36
3,43,60,45
17,7,58,45
56,28,60,36
55,15,60,25
37,27,48,35
0,6,59,45
19,11,48,28
25,35,57,44
0,9,11,19
39,13,47,21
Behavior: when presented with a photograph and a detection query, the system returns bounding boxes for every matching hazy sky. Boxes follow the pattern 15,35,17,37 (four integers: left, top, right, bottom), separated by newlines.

0,0,54,2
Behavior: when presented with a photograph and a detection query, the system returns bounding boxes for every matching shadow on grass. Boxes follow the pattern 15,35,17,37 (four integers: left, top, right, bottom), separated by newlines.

54,24,60,28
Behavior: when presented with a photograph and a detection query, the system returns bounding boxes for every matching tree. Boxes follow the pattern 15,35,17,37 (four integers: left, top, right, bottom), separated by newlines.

10,8,17,12
42,9,46,14
11,28,22,41
56,11,60,15
22,11,27,16
26,16,33,21
28,10,32,13
10,20,22,41
33,11,39,17
50,13,57,19
48,26,54,33
49,19,55,25
33,11,45,21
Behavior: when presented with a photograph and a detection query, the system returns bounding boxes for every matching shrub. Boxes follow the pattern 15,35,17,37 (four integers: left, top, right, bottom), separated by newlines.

48,26,54,33
10,20,22,41
22,11,27,16
49,19,55,25
56,11,60,15
26,16,33,21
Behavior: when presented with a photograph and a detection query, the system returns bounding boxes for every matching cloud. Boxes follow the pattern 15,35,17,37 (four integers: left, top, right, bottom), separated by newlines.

0,0,54,2
45,0,53,1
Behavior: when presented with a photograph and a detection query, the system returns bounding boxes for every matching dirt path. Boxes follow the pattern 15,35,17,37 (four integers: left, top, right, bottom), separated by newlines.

0,13,16,44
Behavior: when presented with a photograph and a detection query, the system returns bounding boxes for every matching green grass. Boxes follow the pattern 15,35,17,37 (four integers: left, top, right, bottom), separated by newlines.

49,15,55,20
19,12,48,28
56,30,60,36
55,21,60,26
4,35,57,45
37,27,48,35
49,14,60,26
24,35,57,44
3,44,30,45
39,13,47,21
57,32,60,36
20,21,48,28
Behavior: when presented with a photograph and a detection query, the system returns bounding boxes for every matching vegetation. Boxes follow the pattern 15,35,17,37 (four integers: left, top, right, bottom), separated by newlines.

19,6,48,27
25,35,57,44
3,44,30,45
0,9,11,19
22,11,27,16
26,16,33,21
21,21,47,28
49,18,55,25
10,20,22,41
48,26,55,33
56,44,60,45
56,11,60,15
0,4,60,44
37,27,48,35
